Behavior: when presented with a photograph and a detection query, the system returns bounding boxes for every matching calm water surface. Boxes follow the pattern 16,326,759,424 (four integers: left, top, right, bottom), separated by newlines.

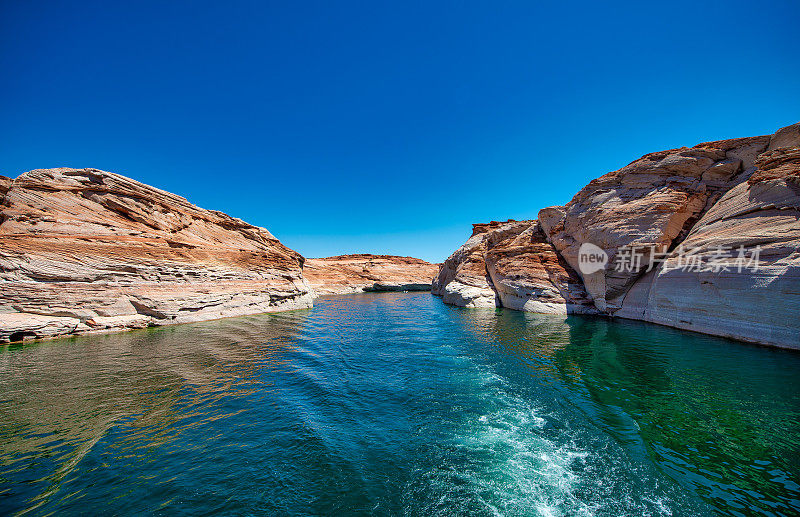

1,293,799,516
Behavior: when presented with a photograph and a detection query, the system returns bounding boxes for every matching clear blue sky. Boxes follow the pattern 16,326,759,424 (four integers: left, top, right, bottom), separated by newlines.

2,1,798,262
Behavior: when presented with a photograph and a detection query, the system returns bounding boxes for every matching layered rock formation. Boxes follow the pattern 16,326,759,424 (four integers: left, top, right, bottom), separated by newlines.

0,168,314,343
304,254,438,295
432,220,595,313
435,123,800,349
614,135,800,346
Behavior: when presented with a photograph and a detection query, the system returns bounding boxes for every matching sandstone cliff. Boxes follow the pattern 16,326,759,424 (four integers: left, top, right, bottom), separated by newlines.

435,123,800,349
304,254,438,295
0,168,314,343
432,220,595,313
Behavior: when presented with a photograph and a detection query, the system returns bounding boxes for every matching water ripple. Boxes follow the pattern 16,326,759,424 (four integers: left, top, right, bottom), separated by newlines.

0,293,798,516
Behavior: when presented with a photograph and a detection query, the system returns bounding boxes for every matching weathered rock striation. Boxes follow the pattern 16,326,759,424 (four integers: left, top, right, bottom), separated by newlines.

0,168,314,343
304,254,438,295
435,123,800,349
432,220,595,314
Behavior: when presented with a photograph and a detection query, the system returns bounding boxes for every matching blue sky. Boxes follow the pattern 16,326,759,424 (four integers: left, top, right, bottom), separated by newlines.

2,1,798,262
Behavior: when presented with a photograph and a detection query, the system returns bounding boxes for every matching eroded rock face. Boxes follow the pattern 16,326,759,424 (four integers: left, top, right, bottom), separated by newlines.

432,220,595,313
436,122,800,348
304,254,438,295
617,127,800,347
432,222,509,308
0,168,313,342
538,136,771,311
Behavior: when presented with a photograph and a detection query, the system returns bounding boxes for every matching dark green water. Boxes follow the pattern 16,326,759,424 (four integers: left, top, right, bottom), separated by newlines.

1,293,798,516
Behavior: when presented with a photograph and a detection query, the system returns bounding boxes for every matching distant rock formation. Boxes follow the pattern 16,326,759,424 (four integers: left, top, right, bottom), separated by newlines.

305,254,438,295
435,122,800,349
0,168,314,343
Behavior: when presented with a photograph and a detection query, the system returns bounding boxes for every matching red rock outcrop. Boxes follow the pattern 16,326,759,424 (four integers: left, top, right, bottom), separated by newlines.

0,168,314,342
435,122,800,348
432,220,595,313
432,222,503,308
304,254,438,295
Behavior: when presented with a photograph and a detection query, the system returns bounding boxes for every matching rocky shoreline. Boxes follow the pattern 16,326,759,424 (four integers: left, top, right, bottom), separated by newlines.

0,169,436,343
2,123,797,349
434,122,800,349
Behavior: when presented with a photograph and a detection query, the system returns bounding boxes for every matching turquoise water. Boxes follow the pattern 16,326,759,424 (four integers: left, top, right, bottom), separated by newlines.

1,293,799,516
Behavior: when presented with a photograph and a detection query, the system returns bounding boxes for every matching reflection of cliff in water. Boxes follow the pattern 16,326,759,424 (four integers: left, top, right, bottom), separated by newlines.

451,307,576,381
0,309,309,512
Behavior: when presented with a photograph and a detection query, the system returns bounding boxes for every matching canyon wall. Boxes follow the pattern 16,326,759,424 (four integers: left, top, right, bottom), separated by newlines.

434,123,800,349
305,254,438,295
432,220,595,313
0,168,314,342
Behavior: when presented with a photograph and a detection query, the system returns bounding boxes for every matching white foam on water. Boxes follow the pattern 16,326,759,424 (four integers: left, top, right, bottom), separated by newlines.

410,360,686,517
411,364,598,516
399,341,692,517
